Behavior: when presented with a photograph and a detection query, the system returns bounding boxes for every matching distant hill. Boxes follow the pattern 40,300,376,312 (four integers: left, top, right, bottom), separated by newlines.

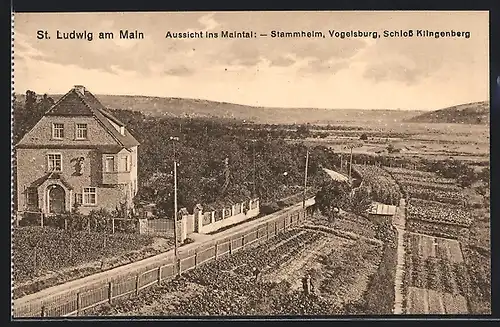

405,101,489,125
14,93,421,125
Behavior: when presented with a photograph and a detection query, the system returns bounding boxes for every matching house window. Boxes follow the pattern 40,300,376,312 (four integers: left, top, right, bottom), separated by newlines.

26,187,38,207
105,156,115,172
75,193,83,204
120,156,129,172
76,123,88,139
52,123,64,139
83,187,96,205
47,154,62,172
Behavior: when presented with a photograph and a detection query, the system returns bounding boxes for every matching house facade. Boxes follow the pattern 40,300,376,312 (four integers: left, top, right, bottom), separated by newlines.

15,85,140,216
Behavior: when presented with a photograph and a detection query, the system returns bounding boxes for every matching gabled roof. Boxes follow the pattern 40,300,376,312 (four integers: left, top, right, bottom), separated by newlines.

29,172,74,190
45,86,139,148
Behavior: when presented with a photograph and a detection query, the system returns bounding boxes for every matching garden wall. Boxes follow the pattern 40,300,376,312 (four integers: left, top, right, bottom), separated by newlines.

197,199,260,234
137,199,260,239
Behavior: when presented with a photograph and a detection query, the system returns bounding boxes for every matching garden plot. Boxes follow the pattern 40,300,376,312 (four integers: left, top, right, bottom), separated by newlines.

385,167,467,205
408,233,463,263
407,287,468,314
89,228,384,316
407,198,472,227
12,226,173,300
405,232,469,314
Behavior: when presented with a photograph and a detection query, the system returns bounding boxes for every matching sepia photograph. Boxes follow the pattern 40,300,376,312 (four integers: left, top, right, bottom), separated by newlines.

11,11,490,318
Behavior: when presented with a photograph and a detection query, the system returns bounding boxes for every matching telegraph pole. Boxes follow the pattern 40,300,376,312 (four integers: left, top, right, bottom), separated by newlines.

303,149,309,209
348,146,353,183
170,136,179,258
253,141,256,197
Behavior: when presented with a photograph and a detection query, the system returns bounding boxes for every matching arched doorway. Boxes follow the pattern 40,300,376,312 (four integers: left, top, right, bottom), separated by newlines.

48,184,65,214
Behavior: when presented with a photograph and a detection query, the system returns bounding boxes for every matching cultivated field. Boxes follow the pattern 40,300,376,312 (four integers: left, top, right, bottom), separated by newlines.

88,227,386,316
390,166,491,315
405,232,469,314
12,227,173,300
301,121,489,163
407,287,468,314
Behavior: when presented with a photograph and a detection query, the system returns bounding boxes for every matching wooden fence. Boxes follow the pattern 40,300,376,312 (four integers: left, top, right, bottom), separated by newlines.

13,202,312,318
15,212,137,234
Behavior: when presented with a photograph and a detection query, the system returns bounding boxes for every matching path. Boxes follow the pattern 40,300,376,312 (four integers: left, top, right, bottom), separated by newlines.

393,198,406,314
263,236,331,290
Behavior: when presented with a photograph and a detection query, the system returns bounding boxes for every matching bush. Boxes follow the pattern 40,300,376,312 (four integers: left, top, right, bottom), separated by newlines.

19,211,43,227
183,238,195,245
354,165,401,205
260,203,281,215
315,180,351,219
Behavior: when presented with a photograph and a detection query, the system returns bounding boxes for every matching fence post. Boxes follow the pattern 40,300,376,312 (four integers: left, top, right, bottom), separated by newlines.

64,218,68,230
275,221,278,235
177,258,182,276
112,218,115,234
40,213,44,228
194,252,198,268
267,222,270,240
284,216,287,231
88,218,91,233
108,281,113,304
135,274,140,296
41,305,46,317
241,235,245,249
214,243,218,260
76,292,81,315
33,247,38,275
157,266,162,285
229,239,233,255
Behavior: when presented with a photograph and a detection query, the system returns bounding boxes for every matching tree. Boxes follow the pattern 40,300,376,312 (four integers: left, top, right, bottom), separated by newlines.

13,91,54,144
315,180,351,220
135,172,174,218
349,186,371,216
25,90,37,112
360,133,368,141
296,125,311,138
387,144,400,153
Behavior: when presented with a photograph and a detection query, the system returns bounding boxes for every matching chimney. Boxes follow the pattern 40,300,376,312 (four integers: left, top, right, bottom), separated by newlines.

73,85,85,96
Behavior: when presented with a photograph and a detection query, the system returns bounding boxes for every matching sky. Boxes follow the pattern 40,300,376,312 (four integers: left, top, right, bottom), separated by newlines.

13,11,489,110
